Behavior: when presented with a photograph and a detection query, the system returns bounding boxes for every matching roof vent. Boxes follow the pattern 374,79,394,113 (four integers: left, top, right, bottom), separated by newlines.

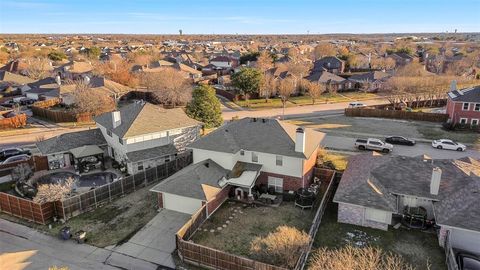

204,162,209,168
253,118,257,122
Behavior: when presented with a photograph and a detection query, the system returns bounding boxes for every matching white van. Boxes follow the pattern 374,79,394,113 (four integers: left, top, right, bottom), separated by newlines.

348,102,366,108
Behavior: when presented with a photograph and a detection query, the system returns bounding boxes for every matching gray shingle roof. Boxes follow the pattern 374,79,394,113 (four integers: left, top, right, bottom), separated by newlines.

36,129,107,155
334,153,480,231
448,86,480,103
95,102,201,139
188,118,324,159
126,144,178,162
348,71,390,82
150,159,229,200
305,71,346,84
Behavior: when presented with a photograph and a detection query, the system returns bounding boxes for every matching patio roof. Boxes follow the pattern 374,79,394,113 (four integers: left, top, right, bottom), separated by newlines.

70,145,104,159
219,161,262,189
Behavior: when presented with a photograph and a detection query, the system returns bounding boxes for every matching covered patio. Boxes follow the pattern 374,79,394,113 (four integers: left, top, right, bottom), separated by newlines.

70,145,105,174
219,161,262,201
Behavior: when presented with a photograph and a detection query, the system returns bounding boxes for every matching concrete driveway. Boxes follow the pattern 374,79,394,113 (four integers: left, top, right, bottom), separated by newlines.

113,209,191,269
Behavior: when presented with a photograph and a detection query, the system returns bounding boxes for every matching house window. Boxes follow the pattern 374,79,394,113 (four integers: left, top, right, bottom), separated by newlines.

268,176,283,193
107,130,112,137
460,118,468,125
276,155,283,166
119,138,124,145
475,104,480,111
472,119,479,126
462,103,469,111
137,162,144,171
251,152,258,163
240,150,245,156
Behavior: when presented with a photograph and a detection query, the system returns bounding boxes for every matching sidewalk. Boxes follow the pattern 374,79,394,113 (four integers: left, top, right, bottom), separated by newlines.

0,218,160,270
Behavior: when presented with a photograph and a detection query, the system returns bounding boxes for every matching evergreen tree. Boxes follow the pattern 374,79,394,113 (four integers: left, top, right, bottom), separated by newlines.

186,85,223,128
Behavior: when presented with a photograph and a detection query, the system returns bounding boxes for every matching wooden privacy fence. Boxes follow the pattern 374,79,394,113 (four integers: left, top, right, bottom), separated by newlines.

295,168,339,270
0,113,27,129
176,168,339,270
32,106,92,123
0,192,53,225
57,153,192,219
345,108,449,122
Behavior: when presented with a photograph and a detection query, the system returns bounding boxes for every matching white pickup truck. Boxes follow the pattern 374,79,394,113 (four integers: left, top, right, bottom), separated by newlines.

355,138,393,153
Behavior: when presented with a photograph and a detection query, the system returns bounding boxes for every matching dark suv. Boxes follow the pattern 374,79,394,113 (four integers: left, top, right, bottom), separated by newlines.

0,148,31,162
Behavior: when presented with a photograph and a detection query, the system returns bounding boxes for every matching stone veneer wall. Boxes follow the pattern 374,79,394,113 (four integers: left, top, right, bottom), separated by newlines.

337,203,388,231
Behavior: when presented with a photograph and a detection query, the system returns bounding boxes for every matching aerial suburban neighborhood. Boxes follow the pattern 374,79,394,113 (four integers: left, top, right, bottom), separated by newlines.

1,1,480,270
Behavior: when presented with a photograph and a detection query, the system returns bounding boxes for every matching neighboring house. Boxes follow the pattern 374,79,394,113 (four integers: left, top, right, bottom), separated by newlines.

94,101,202,174
36,101,202,174
305,71,349,92
348,71,391,92
59,76,131,104
150,117,325,216
55,61,93,80
25,77,60,100
312,56,345,74
36,129,107,170
446,85,480,126
334,153,480,254
210,56,239,69
387,52,414,66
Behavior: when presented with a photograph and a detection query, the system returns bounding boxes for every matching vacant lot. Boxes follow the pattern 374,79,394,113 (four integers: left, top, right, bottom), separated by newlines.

192,201,314,258
0,184,158,248
312,202,446,270
290,115,479,144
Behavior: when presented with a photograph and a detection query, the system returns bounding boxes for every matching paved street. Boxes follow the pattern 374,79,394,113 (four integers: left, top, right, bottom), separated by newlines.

0,219,160,270
322,135,480,159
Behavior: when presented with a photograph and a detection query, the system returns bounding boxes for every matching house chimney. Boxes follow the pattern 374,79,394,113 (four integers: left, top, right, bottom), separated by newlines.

295,127,305,153
430,167,442,195
55,75,61,86
112,111,121,129
450,80,457,92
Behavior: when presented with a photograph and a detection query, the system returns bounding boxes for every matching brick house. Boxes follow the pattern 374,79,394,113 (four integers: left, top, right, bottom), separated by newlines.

150,118,325,215
333,153,480,255
446,85,480,126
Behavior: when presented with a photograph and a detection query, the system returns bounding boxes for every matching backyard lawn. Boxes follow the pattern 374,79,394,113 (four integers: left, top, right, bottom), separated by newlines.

191,201,315,258
312,202,446,270
0,184,158,248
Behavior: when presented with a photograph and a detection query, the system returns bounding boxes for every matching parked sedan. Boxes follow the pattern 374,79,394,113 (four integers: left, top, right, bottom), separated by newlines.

432,139,466,151
1,154,31,164
385,136,416,146
0,148,31,162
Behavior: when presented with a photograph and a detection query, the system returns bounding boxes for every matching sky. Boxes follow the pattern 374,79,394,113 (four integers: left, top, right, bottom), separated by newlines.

0,0,479,34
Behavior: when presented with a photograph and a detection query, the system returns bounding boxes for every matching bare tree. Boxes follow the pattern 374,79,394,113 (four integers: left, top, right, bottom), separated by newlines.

313,43,336,60
309,246,423,270
141,68,193,106
71,80,115,115
277,78,296,119
24,57,51,80
256,51,273,73
11,163,33,184
259,74,276,102
250,226,309,269
33,178,75,204
304,80,324,104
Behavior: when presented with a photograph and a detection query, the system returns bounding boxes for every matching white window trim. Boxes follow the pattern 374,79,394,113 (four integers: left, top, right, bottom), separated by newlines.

460,118,468,124
268,177,283,193
251,152,258,163
462,102,470,111
475,103,480,111
471,119,479,125
276,155,283,166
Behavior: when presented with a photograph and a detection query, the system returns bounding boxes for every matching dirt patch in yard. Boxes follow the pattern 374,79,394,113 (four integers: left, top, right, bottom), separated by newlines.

0,184,159,248
313,202,446,270
192,201,314,258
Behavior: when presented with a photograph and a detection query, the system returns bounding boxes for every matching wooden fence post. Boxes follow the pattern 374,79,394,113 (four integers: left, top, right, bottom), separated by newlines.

133,175,136,191
29,202,35,223
16,197,23,218
108,183,112,202
120,178,124,195
7,195,12,213
62,201,66,220
144,169,147,187
93,188,98,208
78,196,82,211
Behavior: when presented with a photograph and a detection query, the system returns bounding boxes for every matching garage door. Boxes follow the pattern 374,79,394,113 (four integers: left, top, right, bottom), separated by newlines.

163,193,203,214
